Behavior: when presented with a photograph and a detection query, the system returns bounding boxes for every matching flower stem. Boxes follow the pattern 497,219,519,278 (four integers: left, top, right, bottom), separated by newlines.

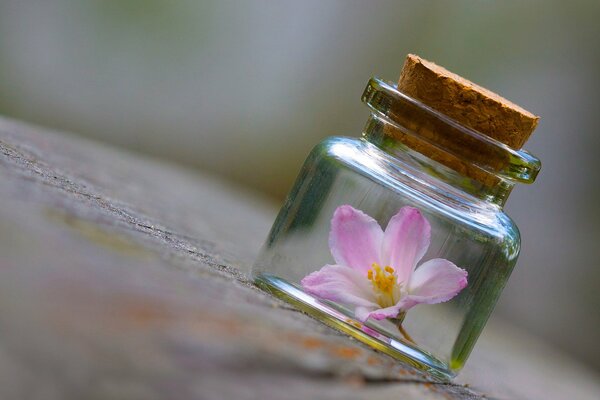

397,323,416,345
391,313,415,344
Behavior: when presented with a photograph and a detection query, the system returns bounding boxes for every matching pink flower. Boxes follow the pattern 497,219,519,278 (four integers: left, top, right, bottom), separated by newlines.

301,205,468,322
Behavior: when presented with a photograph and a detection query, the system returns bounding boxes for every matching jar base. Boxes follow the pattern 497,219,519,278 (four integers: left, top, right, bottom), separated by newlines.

254,272,456,381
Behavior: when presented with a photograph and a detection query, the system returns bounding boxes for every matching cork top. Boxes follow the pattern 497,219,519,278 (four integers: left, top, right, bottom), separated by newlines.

398,54,539,149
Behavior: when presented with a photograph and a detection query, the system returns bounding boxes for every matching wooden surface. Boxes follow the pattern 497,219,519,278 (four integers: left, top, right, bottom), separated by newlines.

0,116,598,400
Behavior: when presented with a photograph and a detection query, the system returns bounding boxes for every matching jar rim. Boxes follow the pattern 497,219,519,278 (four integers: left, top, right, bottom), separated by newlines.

362,77,541,184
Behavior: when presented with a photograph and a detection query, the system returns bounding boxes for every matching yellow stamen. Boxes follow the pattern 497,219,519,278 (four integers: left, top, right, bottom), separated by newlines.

366,263,399,308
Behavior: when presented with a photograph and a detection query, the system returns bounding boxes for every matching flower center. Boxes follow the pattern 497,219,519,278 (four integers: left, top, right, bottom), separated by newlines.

367,263,401,308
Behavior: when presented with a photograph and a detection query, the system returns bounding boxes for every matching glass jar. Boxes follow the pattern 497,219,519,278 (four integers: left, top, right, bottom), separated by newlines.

252,77,541,379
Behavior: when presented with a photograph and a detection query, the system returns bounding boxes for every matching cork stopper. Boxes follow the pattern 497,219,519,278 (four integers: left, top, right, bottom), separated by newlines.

398,54,539,149
380,54,540,186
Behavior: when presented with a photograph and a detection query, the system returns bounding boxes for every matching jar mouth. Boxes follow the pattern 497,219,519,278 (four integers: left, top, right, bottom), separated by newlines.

361,77,541,184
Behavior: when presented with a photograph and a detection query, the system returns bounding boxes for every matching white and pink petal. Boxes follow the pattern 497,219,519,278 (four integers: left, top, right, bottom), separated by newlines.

363,303,406,321
381,207,431,283
301,264,378,308
406,258,468,305
354,306,376,322
329,205,384,274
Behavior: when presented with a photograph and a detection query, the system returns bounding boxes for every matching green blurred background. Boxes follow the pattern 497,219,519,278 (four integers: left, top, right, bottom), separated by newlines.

0,0,599,371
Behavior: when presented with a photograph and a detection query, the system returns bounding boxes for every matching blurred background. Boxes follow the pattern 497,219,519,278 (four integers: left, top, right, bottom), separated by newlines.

0,0,598,372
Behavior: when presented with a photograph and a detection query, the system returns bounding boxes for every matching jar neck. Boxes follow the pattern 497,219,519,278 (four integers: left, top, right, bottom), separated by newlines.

360,78,541,209
362,115,514,207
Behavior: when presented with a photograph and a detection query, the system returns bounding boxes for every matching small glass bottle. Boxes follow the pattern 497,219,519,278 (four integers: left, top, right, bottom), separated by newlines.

252,55,541,379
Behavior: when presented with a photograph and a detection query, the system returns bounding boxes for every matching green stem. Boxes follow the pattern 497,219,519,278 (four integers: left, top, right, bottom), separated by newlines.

390,312,416,344
397,323,416,344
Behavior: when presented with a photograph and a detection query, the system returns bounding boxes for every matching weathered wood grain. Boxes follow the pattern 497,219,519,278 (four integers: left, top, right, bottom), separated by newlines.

0,117,598,400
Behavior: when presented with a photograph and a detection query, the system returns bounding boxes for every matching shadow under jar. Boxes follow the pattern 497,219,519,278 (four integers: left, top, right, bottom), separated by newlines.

252,60,541,380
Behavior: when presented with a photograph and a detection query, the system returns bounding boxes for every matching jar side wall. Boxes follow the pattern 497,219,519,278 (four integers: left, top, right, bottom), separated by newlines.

448,217,521,370
253,138,342,279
